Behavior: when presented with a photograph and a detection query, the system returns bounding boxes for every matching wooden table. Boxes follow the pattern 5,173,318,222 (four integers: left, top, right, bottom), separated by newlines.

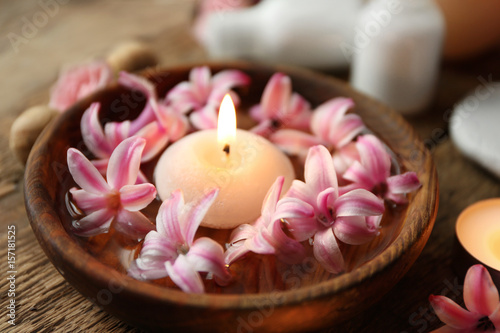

1,1,499,332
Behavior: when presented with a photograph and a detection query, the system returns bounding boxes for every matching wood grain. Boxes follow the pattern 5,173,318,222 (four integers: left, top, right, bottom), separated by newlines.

1,0,500,332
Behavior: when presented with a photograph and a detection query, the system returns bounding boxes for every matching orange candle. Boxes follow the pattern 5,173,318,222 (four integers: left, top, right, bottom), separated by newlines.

456,198,500,271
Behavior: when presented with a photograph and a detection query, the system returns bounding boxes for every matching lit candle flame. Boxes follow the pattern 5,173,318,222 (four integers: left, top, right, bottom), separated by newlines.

217,94,237,153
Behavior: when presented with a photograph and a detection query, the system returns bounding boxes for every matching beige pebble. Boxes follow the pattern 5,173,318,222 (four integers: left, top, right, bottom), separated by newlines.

10,105,59,165
106,41,158,73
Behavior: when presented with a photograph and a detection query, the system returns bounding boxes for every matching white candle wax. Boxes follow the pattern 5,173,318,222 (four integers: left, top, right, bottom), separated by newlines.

456,198,500,270
154,129,295,229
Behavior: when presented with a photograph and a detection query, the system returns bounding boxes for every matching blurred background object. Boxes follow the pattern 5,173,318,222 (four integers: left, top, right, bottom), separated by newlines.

195,0,500,68
450,82,500,179
195,0,500,115
350,0,445,115
196,0,363,69
436,0,500,60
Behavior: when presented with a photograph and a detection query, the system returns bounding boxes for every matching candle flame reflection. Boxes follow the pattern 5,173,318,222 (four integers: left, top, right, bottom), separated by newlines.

217,94,237,149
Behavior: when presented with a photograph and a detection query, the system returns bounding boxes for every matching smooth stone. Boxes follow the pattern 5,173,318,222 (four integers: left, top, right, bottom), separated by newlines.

450,82,500,178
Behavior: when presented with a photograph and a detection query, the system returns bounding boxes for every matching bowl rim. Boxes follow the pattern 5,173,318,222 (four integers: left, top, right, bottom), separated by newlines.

25,61,438,310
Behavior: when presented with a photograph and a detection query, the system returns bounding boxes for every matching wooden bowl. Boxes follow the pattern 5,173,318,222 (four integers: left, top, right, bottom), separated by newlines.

24,62,438,332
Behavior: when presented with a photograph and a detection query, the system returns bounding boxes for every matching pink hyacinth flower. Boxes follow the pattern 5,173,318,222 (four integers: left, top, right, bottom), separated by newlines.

267,97,365,165
81,103,173,161
225,176,310,265
310,97,364,149
278,145,385,273
67,137,156,238
128,188,231,293
80,103,179,182
342,134,421,204
164,66,250,129
250,72,312,137
118,72,188,138
332,141,361,180
430,265,500,332
49,61,113,112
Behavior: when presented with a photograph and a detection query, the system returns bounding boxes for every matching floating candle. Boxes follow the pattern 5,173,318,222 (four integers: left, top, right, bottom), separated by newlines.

154,94,295,229
456,198,500,271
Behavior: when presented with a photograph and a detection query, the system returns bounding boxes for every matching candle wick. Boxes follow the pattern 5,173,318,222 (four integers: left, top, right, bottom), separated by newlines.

223,144,230,155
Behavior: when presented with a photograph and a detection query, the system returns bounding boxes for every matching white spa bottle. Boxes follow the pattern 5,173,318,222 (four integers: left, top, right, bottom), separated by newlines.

350,0,445,115
202,0,363,69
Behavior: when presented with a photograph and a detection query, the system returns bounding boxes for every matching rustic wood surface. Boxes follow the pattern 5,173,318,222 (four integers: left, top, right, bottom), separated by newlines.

1,1,499,332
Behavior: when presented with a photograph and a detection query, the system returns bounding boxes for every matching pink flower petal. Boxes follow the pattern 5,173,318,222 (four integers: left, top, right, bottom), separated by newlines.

114,209,155,239
249,105,266,122
91,158,109,176
135,121,170,162
119,183,157,211
386,172,422,194
285,180,314,204
156,189,185,243
118,71,159,119
211,69,251,92
269,130,321,157
80,103,112,158
342,161,374,190
155,105,188,141
129,102,158,135
188,237,231,284
245,228,276,255
285,93,312,131
165,82,198,114
49,61,112,112
463,264,500,316
304,145,338,195
165,81,192,99
251,120,275,138
103,120,131,149
166,255,205,293
206,88,241,110
328,113,364,148
190,66,211,101
275,197,315,221
281,216,318,243
259,73,291,120
334,189,385,217
225,224,257,264
136,170,150,184
316,188,337,222
356,134,391,182
225,242,251,266
264,220,305,264
261,176,284,222
140,230,177,261
72,208,114,237
190,104,218,130
106,137,146,189
313,228,344,274
182,188,219,245
67,148,110,194
69,188,107,212
333,142,360,178
229,223,259,245
429,295,480,329
128,259,169,281
311,97,355,144
490,305,500,327
333,216,379,245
